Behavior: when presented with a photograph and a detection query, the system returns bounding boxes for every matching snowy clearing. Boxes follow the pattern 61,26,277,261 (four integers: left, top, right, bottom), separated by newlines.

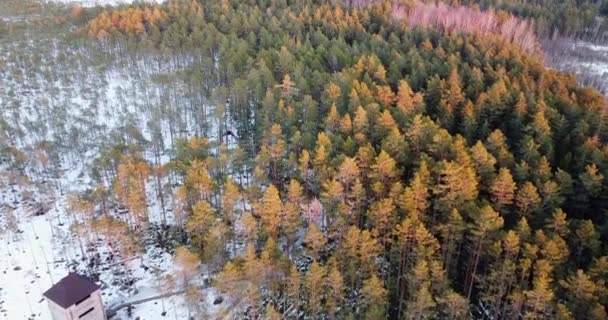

0,159,230,319
545,38,608,94
0,4,226,318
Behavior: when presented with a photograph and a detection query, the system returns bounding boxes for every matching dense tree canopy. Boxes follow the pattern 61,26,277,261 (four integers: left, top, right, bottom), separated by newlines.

82,0,608,318
11,0,607,318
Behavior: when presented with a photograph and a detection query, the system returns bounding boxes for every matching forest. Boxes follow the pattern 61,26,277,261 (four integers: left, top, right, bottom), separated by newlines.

460,0,608,36
1,0,608,319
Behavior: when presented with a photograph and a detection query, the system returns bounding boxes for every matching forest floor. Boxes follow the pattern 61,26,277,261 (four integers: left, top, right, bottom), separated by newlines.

0,156,229,319
0,1,226,318
544,37,608,95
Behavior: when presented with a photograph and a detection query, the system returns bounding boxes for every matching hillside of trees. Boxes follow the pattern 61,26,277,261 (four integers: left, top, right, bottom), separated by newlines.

460,0,608,35
397,2,540,54
2,0,608,319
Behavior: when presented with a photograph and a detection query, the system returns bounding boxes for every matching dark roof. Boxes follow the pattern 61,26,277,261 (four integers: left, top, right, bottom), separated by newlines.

43,273,100,308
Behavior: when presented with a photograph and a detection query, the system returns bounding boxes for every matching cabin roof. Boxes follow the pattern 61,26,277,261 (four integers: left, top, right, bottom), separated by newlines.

43,273,100,308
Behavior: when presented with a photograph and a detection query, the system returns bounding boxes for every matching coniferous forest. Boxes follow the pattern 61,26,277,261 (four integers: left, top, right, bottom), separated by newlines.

2,0,608,319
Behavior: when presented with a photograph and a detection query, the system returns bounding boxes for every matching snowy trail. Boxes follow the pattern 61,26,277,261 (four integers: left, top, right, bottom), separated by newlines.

0,196,73,319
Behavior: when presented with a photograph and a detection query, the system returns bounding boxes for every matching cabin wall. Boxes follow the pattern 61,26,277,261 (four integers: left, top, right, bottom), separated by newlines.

47,299,70,320
47,289,105,320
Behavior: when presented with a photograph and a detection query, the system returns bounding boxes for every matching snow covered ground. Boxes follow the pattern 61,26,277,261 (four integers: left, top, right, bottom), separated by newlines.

43,0,166,8
0,1,243,318
0,160,229,319
0,12,225,320
545,38,608,95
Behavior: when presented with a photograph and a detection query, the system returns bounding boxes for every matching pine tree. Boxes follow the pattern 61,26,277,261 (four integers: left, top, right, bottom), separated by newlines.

217,262,244,311
483,230,521,319
306,260,326,318
299,150,311,181
485,129,514,167
523,260,554,319
326,258,344,319
326,103,341,132
396,79,424,117
574,220,600,263
222,178,240,223
579,163,604,197
404,260,437,320
353,105,369,135
327,82,341,105
530,103,553,157
535,156,553,184
340,113,353,136
470,141,497,185
283,202,301,256
185,159,213,202
490,167,517,212
377,85,395,107
260,237,282,299
437,291,469,320
337,156,360,190
555,168,574,200
369,150,399,196
259,185,283,238
115,154,150,229
348,178,366,226
361,275,387,320
438,209,466,277
433,160,478,214
358,229,381,278
174,246,201,289
186,201,215,254
516,181,541,218
341,226,380,291
460,100,477,141
321,178,344,215
304,223,326,260
556,303,574,320
446,68,464,110
243,244,263,314
367,197,396,246
382,127,409,165
286,263,302,316
464,205,504,299
560,269,599,318
545,209,570,238
398,161,430,219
